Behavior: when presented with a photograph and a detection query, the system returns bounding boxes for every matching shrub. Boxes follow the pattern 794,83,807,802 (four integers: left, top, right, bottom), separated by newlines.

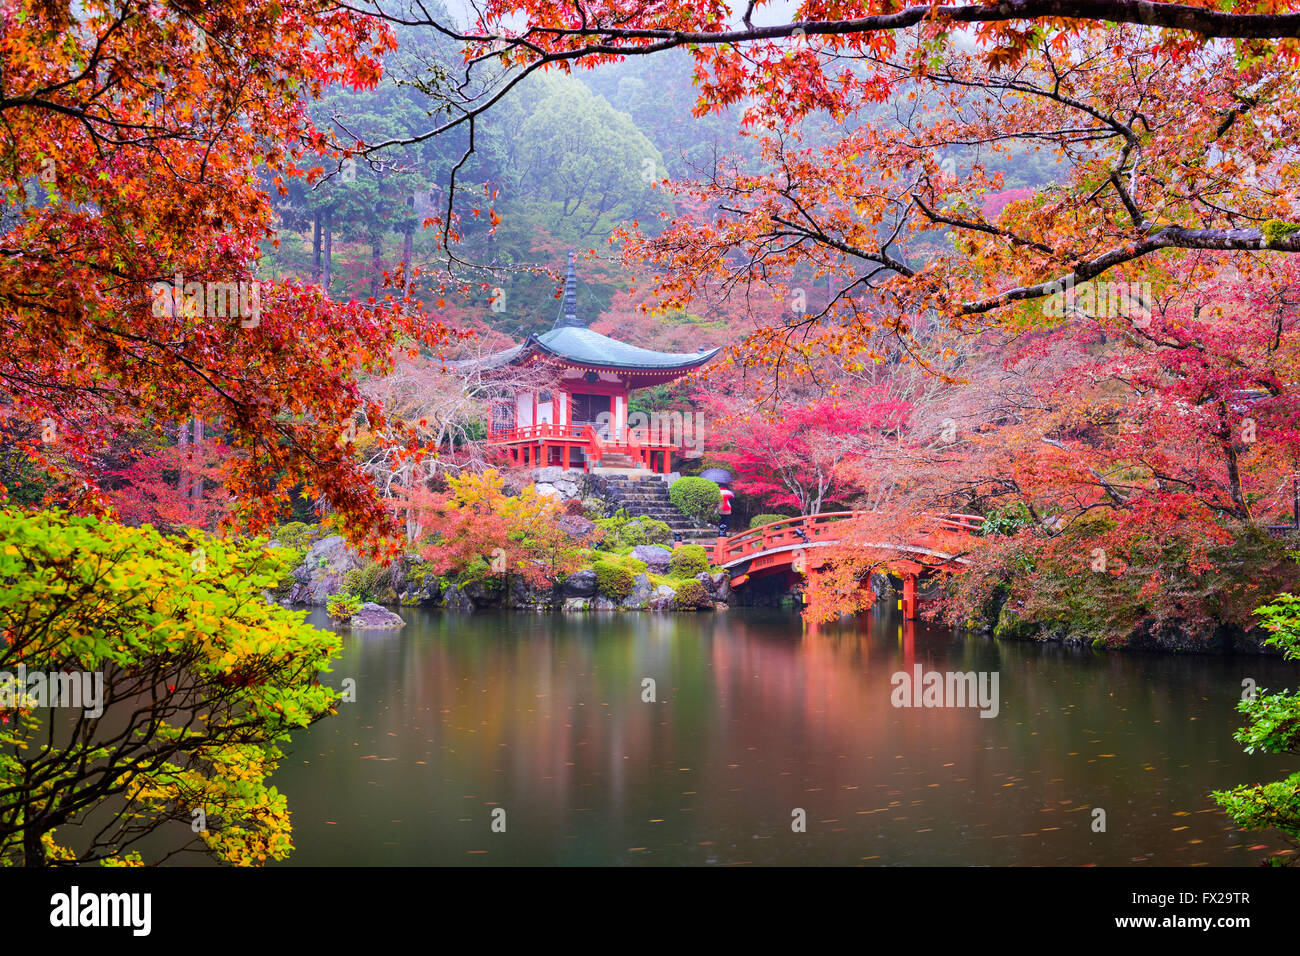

581,497,606,520
1212,593,1300,859
671,579,712,610
0,509,341,866
274,521,323,550
668,544,711,578
342,561,391,601
563,498,586,516
593,510,671,550
327,592,362,622
269,546,303,598
668,476,720,524
594,561,635,601
749,513,790,529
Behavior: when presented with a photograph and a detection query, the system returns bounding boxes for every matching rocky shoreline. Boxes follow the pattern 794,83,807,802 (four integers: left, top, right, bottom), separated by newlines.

276,534,733,614
275,535,1283,655
989,603,1284,656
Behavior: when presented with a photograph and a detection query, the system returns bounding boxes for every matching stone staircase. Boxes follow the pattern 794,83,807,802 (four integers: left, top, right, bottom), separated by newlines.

602,474,717,545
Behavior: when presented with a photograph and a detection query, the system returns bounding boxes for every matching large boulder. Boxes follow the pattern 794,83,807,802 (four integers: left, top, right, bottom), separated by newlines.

462,579,505,609
630,545,672,573
532,467,583,500
295,536,362,606
562,568,598,597
647,584,677,611
620,573,654,609
349,603,405,629
442,585,474,612
698,571,733,603
400,563,441,606
509,575,558,609
557,514,597,542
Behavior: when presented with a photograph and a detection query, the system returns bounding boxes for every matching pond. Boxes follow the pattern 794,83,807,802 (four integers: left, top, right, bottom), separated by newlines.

271,606,1299,866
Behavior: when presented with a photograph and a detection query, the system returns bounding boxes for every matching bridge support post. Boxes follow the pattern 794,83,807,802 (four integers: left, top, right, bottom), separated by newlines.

901,573,917,621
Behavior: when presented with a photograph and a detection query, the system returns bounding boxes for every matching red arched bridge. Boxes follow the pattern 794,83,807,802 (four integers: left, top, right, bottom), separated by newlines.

710,512,983,619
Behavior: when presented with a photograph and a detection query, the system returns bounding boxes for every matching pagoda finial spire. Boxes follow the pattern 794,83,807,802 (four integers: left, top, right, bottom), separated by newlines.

554,250,585,329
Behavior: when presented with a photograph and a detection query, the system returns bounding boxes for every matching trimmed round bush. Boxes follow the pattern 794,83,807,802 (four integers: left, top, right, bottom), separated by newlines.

631,518,671,546
594,561,635,601
668,544,710,578
668,476,720,524
749,513,790,529
274,521,323,550
671,579,712,610
593,513,672,550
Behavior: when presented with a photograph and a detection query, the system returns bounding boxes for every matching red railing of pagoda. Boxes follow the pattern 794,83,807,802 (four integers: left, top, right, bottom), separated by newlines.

488,422,684,449
712,511,985,566
488,422,588,443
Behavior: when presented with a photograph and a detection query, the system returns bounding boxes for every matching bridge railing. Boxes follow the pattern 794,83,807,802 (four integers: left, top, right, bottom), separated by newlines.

713,511,985,566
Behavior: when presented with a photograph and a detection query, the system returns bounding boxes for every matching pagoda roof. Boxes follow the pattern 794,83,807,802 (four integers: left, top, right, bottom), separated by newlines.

530,326,718,371
456,251,720,376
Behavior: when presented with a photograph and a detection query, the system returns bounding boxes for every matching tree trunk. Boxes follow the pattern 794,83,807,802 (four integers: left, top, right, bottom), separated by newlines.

322,209,333,294
23,822,45,866
177,418,190,492
402,226,413,301
191,418,205,501
312,209,322,284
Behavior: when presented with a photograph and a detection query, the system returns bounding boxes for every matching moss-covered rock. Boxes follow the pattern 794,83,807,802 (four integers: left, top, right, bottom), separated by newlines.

671,579,712,610
594,561,635,601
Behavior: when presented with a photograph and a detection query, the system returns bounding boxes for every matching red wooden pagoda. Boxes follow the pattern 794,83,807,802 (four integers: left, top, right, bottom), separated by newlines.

481,253,719,474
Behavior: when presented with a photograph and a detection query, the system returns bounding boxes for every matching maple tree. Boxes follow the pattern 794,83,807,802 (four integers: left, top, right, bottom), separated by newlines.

705,386,911,514
794,255,1300,626
411,469,584,593
0,0,454,549
105,441,231,533
0,509,339,865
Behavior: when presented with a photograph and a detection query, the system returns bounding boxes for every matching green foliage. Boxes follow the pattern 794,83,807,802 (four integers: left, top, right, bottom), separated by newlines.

274,521,324,550
406,559,435,589
671,579,711,610
342,561,392,601
668,476,720,524
593,509,671,549
1261,219,1300,244
749,513,789,529
668,544,710,578
0,508,340,865
594,560,635,601
951,522,1300,643
1212,593,1300,861
979,503,1033,537
327,592,362,622
270,546,304,598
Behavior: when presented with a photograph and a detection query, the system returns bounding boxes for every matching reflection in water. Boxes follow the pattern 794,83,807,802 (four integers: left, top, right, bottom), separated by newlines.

272,608,1298,865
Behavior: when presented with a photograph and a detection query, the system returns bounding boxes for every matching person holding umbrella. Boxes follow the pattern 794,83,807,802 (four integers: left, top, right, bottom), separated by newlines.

700,468,735,537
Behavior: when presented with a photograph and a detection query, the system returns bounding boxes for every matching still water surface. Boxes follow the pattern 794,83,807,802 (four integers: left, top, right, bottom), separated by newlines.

272,607,1299,866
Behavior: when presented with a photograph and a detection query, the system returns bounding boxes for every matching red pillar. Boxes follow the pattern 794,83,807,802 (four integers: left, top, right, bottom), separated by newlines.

901,574,918,620
562,445,570,470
